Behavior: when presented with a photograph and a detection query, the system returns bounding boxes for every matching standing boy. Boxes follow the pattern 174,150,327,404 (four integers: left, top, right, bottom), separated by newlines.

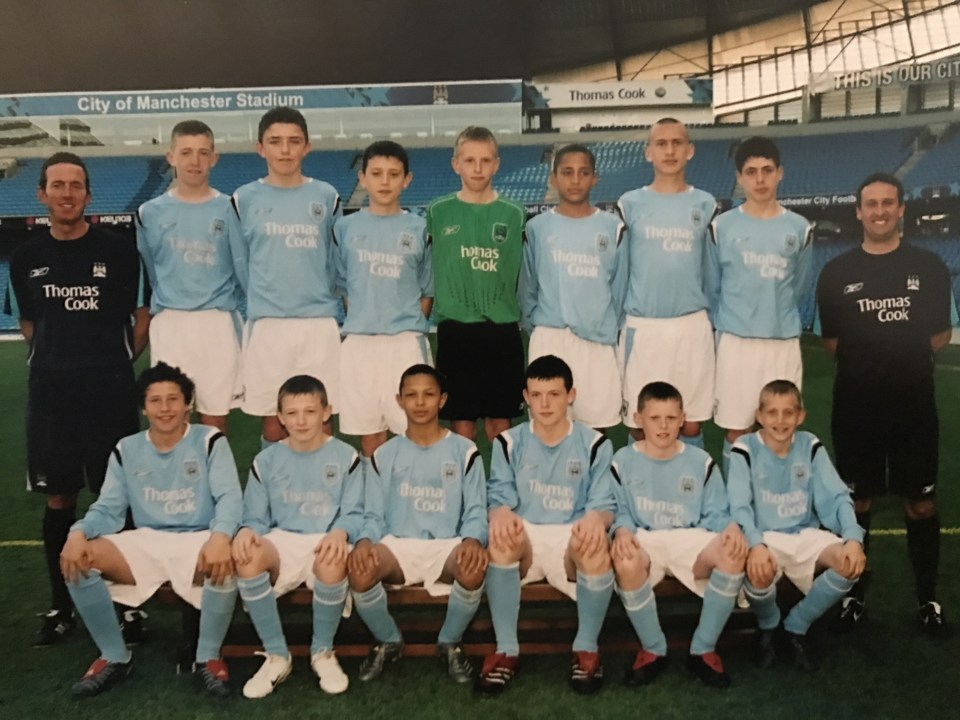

335,140,433,458
610,381,746,689
59,363,242,697
137,120,242,433
727,380,866,670
231,107,342,444
347,365,488,683
707,136,813,471
232,375,363,698
427,126,526,442
617,118,719,446
522,144,627,429
817,173,953,632
5,153,149,645
478,355,617,696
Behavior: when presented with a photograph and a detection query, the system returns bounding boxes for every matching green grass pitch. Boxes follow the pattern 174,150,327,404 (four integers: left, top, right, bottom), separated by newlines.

0,337,957,719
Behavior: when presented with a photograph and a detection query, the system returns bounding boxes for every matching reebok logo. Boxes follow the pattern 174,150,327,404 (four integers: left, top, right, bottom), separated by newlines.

442,225,460,236
29,266,49,278
843,282,863,295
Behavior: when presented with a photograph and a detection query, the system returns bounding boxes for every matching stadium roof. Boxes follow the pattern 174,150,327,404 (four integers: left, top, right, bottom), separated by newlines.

2,0,822,94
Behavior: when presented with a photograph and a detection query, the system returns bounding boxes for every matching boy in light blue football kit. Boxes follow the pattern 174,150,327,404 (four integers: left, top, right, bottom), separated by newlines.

610,381,746,689
59,363,242,698
137,120,242,432
727,380,865,670
522,144,626,429
617,119,719,446
335,141,433,459
477,355,617,697
347,364,488,684
707,136,813,472
232,375,363,698
231,107,342,444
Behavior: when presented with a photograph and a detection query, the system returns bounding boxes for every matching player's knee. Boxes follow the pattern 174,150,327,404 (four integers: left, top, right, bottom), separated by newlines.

853,498,872,514
746,567,773,589
47,493,78,510
715,551,746,574
681,420,701,437
904,498,936,520
313,556,347,584
454,565,485,591
612,554,647,585
572,544,612,575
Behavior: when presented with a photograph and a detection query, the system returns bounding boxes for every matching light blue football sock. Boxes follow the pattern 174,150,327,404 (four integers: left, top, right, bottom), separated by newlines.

68,570,130,664
681,431,705,450
486,562,522,656
744,580,781,631
438,581,483,645
784,569,855,636
618,579,667,656
572,570,615,653
722,438,732,477
196,577,238,663
311,578,348,654
691,569,744,654
237,571,287,657
352,583,401,644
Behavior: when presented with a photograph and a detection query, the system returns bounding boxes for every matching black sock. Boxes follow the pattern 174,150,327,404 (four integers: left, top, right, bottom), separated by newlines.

850,511,872,603
42,506,76,613
906,514,940,605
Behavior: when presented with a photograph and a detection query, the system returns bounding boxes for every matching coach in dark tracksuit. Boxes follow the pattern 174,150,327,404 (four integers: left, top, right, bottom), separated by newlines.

4,152,150,646
816,172,952,635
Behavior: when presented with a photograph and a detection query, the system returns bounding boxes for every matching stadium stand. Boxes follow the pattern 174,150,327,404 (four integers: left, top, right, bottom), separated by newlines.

0,259,17,331
903,129,960,190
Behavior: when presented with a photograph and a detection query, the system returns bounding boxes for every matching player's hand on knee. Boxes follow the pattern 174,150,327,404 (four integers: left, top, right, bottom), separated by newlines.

611,527,640,565
315,530,349,568
455,538,487,578
571,512,609,558
198,532,234,585
839,540,866,580
348,539,379,581
231,527,261,566
489,506,523,554
720,522,748,564
60,530,93,585
746,544,777,587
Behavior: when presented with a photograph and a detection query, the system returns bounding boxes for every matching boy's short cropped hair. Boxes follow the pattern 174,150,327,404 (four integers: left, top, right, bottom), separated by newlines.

171,120,214,144
454,126,498,156
734,136,781,171
637,381,684,412
39,151,90,193
362,140,409,175
137,361,196,408
552,143,596,172
526,354,574,392
856,171,904,206
277,375,328,410
257,106,308,143
399,363,446,395
758,379,803,409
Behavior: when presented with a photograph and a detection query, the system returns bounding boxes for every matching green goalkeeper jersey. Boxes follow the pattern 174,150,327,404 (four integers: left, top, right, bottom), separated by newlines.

426,193,525,324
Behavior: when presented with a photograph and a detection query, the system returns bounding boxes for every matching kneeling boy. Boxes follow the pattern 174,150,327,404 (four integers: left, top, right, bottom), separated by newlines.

610,382,746,689
347,364,487,683
232,375,363,698
478,355,617,697
60,363,242,698
727,380,865,670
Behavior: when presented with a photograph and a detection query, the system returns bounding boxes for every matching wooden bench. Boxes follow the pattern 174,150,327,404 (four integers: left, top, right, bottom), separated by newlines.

157,578,795,662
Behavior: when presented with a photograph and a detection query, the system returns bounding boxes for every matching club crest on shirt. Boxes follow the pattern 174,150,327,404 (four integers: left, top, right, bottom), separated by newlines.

678,475,696,497
492,222,508,244
784,234,799,254
324,463,340,483
92,262,107,278
792,463,808,484
690,208,703,226
906,275,920,291
398,232,416,252
183,459,200,480
309,202,325,221
209,218,225,236
441,461,458,484
566,459,583,480
596,233,610,253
